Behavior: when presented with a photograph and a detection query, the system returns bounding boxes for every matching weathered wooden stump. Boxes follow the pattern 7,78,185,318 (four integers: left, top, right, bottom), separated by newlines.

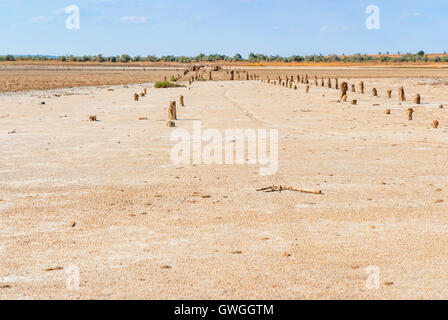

169,101,177,120
407,108,414,121
414,94,421,104
432,120,439,129
340,82,348,101
386,90,392,99
180,95,184,107
399,87,406,101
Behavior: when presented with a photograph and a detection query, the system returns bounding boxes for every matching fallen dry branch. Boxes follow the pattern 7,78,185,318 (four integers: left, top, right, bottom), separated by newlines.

257,185,322,195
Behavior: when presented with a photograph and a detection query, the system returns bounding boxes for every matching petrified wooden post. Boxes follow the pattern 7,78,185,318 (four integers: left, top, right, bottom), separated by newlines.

386,90,392,99
169,101,177,120
306,85,310,93
399,87,406,101
407,108,414,121
134,93,139,101
179,95,184,107
340,82,348,101
359,81,364,94
432,120,439,129
372,88,378,97
414,94,421,104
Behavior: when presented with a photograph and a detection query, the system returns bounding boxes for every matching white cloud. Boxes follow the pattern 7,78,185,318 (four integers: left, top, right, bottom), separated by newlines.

52,7,67,15
29,16,54,23
399,12,421,19
120,16,149,23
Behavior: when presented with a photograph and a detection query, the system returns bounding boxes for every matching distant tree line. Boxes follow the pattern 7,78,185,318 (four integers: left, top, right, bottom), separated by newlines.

1,51,448,63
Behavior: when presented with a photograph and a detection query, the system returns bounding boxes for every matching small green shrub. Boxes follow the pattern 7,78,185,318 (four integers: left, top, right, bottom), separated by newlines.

154,81,185,88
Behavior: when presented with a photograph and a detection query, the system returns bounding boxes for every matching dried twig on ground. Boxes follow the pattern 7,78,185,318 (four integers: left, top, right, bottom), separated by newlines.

257,185,322,195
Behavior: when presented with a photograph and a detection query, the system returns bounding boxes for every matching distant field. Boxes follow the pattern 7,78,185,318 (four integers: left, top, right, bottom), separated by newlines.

1,65,448,93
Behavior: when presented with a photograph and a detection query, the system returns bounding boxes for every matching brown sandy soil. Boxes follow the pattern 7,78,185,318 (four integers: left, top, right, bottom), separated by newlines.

0,69,184,93
0,69,448,299
1,66,448,93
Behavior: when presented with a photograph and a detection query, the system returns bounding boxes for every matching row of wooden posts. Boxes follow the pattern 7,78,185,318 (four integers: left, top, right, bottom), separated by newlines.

258,73,440,127
89,70,440,129
258,74,423,105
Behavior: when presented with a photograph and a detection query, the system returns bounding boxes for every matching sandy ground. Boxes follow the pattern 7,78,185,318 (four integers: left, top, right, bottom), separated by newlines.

0,68,448,299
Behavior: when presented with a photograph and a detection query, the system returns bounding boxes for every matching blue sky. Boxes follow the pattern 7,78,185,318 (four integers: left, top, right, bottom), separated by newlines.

1,0,447,57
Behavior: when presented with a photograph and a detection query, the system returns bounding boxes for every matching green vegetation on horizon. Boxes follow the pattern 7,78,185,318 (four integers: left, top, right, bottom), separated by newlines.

2,51,448,63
